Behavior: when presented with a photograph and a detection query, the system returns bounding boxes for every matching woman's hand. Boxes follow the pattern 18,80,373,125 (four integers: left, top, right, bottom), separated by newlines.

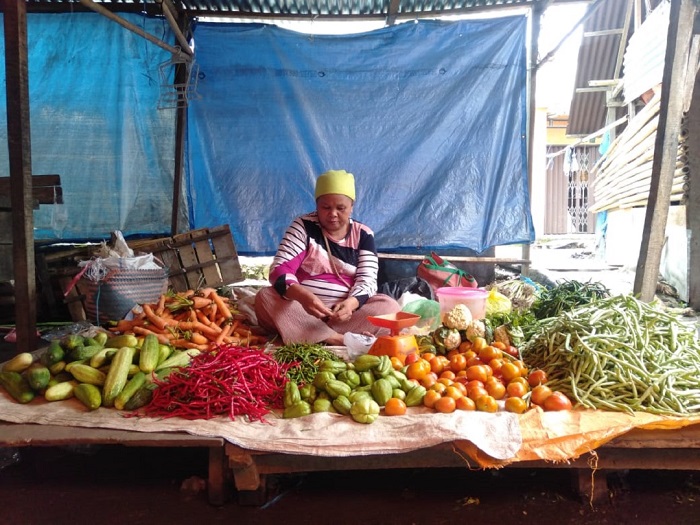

285,284,334,319
329,297,360,322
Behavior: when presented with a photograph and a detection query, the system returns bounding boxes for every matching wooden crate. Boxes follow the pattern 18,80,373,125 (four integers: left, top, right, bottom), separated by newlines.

52,225,244,322
126,225,244,292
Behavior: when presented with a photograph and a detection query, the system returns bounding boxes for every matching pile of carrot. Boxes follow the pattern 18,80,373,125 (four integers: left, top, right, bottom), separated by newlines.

108,288,267,351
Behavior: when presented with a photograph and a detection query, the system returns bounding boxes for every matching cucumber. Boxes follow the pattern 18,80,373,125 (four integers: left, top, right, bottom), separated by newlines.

74,383,102,411
114,372,147,410
25,363,51,391
0,371,36,403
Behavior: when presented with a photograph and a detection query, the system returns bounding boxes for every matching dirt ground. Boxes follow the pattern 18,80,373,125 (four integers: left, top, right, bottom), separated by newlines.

1,444,700,525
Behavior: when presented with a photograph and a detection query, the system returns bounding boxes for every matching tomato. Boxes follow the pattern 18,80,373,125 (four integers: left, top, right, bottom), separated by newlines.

421,352,436,363
488,358,505,375
404,352,420,365
455,396,476,411
467,384,489,402
423,389,442,409
430,356,448,375
466,355,484,368
505,397,528,414
449,353,467,373
543,391,573,411
515,360,529,377
506,379,529,398
437,377,454,388
491,341,507,351
420,372,438,389
430,382,447,395
472,336,488,352
476,394,499,413
390,357,404,370
528,369,548,387
444,385,464,400
446,348,460,360
458,341,473,353
530,384,553,406
500,362,521,382
439,370,456,381
466,364,490,383
478,345,503,363
434,395,457,413
407,359,431,381
462,350,477,362
485,378,506,400
452,381,467,397
384,397,407,416
505,345,520,358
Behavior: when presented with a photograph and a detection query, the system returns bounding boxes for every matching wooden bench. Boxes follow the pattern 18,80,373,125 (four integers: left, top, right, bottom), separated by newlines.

0,422,228,505
225,422,700,506
0,174,63,209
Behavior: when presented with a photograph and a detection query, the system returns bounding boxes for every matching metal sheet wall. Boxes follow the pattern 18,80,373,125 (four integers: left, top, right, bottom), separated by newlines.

544,145,601,235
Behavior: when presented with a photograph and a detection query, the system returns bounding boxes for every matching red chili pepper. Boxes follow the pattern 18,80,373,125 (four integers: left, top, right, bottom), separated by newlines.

142,344,290,422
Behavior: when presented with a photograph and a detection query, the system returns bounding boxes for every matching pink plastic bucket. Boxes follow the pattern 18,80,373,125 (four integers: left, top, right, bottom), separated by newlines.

436,287,488,320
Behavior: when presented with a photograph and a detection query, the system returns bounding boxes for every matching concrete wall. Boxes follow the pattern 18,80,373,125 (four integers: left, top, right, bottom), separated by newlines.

604,205,688,301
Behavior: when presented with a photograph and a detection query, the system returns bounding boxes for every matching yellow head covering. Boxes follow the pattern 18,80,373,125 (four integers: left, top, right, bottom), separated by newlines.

315,170,356,201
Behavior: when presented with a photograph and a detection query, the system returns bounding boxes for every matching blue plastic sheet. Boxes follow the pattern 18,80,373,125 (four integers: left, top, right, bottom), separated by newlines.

0,13,177,241
188,18,534,255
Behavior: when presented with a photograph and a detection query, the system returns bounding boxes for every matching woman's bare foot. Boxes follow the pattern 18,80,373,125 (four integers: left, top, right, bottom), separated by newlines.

323,333,344,345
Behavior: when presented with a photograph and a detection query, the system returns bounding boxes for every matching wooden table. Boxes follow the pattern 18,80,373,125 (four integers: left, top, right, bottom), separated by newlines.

225,422,700,505
0,423,227,505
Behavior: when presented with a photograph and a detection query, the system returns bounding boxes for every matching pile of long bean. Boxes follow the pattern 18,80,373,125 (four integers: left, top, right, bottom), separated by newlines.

520,294,700,416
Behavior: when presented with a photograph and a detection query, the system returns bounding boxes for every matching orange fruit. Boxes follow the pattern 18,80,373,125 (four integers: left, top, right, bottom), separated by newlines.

384,397,407,416
505,396,528,414
407,359,431,381
476,394,499,413
423,389,441,409
455,396,476,411
434,395,457,413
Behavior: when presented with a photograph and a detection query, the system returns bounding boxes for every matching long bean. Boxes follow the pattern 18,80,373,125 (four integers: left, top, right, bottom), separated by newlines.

521,294,700,416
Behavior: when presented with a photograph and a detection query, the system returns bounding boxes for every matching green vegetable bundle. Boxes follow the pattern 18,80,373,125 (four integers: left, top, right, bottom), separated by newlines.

521,294,700,416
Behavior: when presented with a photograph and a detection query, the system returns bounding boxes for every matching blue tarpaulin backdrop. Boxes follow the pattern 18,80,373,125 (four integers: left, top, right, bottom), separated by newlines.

0,13,178,240
187,17,534,255
1,14,534,254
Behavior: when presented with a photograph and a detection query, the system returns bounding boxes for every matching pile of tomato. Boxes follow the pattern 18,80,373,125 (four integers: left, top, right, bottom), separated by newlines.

395,337,573,414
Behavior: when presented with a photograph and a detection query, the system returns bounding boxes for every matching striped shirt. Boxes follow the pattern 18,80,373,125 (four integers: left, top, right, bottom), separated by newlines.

268,211,379,307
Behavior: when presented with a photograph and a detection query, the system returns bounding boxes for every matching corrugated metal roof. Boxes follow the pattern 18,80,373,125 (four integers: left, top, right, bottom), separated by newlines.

25,0,567,19
566,0,663,137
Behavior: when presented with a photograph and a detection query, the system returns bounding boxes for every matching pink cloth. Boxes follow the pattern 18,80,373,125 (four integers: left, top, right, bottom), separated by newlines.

254,286,401,344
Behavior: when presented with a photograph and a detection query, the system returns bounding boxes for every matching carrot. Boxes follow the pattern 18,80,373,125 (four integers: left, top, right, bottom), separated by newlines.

215,323,234,345
209,290,232,320
196,309,214,327
143,303,175,331
189,332,210,346
132,326,172,345
155,294,167,316
170,339,209,351
191,296,214,310
177,321,221,340
209,303,218,323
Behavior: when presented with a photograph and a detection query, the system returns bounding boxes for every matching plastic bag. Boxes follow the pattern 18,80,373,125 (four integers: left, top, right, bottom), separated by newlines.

401,299,441,331
485,288,512,317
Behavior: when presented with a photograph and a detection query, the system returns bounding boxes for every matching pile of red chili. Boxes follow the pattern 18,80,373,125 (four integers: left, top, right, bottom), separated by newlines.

143,344,291,422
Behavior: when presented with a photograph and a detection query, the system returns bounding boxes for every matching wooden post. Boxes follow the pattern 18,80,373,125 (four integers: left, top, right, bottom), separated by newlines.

2,0,37,351
634,0,696,301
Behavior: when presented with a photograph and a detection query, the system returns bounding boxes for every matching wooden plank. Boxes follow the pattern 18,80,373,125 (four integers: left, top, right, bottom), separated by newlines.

634,0,696,301
4,0,37,351
0,423,227,505
686,46,700,309
190,230,222,287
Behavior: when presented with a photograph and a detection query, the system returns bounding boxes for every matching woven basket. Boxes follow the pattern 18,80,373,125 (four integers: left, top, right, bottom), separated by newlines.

81,267,169,324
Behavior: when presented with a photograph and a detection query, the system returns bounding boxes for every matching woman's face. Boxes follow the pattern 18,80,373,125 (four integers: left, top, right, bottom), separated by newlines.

316,194,354,237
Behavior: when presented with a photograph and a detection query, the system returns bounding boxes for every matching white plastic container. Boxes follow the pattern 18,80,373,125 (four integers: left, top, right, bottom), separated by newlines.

436,287,488,320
